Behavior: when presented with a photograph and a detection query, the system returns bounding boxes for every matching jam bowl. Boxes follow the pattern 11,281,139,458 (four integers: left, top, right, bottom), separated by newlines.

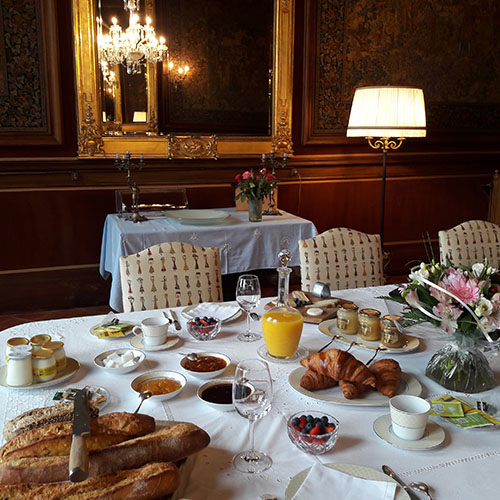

287,411,339,455
131,370,186,402
197,377,235,412
179,352,230,380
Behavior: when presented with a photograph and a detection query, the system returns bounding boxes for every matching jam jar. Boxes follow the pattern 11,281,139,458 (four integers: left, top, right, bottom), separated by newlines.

336,303,359,335
381,315,405,348
358,308,381,341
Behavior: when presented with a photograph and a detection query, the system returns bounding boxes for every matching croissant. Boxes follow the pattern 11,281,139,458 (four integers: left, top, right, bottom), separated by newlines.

338,380,369,400
300,370,338,391
369,358,401,397
300,349,376,388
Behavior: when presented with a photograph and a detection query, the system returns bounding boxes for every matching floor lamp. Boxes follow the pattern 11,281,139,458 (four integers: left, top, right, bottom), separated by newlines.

346,86,426,244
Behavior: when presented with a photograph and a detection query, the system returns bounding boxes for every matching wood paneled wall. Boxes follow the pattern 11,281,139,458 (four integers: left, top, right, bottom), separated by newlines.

1,0,499,313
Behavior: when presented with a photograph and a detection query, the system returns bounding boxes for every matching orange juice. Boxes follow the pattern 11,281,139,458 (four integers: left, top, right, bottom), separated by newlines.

262,309,304,358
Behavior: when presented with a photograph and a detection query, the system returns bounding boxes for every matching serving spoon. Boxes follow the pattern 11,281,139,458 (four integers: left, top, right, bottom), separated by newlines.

134,391,153,414
178,352,199,361
410,481,434,500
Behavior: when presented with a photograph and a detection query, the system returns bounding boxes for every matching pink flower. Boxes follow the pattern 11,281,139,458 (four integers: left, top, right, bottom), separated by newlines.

429,281,451,303
235,174,242,183
242,171,252,180
261,167,267,174
432,302,462,333
404,289,420,308
265,173,274,181
441,268,481,305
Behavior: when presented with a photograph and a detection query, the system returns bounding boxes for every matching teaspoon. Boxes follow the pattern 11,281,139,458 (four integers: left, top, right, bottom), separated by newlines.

134,391,153,414
178,352,199,361
410,481,434,500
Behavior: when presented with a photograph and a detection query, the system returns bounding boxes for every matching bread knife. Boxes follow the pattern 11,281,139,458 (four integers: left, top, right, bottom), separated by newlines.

382,465,419,500
170,310,182,331
69,389,91,482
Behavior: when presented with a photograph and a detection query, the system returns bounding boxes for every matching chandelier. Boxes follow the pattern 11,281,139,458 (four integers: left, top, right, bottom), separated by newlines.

97,0,168,75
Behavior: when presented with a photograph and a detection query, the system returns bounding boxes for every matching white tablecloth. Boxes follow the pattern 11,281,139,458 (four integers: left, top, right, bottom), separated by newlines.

1,285,499,499
99,208,317,311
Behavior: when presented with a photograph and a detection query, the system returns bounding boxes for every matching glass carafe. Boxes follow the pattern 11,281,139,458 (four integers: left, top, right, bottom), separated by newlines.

262,250,304,359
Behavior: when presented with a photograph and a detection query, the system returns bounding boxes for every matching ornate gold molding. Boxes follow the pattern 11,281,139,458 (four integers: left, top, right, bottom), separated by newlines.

73,0,294,158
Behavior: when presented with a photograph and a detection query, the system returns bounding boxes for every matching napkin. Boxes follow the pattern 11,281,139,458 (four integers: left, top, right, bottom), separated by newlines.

184,303,240,321
290,464,397,500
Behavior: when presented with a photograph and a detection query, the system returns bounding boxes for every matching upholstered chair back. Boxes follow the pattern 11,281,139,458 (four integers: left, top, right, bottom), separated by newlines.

119,242,223,312
438,220,500,267
298,228,385,291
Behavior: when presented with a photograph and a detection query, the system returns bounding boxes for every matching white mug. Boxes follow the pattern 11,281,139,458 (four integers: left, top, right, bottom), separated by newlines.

133,317,169,346
390,395,431,440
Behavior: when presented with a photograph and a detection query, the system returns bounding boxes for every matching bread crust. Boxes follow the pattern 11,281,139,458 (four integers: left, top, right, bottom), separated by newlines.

0,421,210,485
0,413,155,461
0,461,179,499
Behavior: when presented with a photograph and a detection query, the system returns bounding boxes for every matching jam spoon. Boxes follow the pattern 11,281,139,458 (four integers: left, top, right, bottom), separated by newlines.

134,391,153,414
410,481,434,500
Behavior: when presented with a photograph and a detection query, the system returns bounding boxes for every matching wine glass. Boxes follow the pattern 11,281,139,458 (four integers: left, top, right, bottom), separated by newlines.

236,274,261,342
232,359,273,473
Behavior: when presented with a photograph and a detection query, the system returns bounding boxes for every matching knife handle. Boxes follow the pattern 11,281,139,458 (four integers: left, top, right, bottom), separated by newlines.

69,434,89,482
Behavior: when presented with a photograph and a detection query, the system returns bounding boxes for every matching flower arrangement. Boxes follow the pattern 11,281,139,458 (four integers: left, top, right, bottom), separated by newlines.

387,259,500,341
234,168,276,202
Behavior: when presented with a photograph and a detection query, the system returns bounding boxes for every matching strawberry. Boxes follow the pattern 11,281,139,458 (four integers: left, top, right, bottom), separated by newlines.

309,425,321,436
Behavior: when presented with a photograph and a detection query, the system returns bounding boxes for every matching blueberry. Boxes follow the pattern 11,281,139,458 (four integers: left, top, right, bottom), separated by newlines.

321,416,329,424
291,417,300,426
301,428,308,434
316,424,325,434
306,415,314,422
305,422,314,432
314,417,321,424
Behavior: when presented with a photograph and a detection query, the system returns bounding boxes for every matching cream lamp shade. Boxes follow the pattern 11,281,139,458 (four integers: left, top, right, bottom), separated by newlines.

346,86,426,138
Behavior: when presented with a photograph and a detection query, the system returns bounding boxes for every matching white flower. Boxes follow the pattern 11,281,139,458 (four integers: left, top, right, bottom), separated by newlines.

475,297,493,317
409,263,429,282
472,263,485,278
487,266,496,275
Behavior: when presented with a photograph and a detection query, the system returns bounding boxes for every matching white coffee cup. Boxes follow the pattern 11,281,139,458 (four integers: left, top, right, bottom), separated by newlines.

390,394,431,440
133,317,169,346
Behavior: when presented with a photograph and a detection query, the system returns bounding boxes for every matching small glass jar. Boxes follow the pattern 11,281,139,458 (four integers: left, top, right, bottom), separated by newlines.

32,348,57,382
30,334,52,352
381,315,405,348
45,341,66,373
6,337,30,363
336,303,359,335
6,346,33,386
358,308,381,341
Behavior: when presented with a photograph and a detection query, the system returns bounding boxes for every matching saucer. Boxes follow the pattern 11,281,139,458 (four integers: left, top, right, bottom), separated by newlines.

373,414,445,450
130,334,180,351
257,344,309,364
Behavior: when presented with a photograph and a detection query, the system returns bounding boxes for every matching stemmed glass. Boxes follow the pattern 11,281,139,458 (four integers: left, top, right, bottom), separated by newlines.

236,274,261,342
232,359,273,473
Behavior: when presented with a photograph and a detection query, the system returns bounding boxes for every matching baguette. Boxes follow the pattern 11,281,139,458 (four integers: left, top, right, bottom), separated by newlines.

2,402,99,442
0,461,179,499
0,413,155,461
0,421,210,484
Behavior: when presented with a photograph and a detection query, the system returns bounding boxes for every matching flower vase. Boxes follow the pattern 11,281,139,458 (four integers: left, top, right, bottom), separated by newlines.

425,333,494,393
248,198,263,222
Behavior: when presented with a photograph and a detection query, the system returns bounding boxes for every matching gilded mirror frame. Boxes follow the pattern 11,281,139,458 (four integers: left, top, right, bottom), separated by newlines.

72,0,295,159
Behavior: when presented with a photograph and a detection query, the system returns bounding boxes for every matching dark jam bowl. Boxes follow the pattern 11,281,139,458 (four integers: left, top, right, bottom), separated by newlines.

197,377,234,411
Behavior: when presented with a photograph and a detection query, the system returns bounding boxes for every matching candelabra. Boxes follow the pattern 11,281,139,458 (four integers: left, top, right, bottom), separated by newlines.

261,150,287,216
115,151,147,223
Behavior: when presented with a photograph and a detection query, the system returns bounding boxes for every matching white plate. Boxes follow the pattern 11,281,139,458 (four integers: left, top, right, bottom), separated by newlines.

289,367,422,406
54,384,110,410
318,319,420,353
0,358,80,390
164,209,230,225
373,414,446,451
130,334,180,351
181,305,242,323
285,463,410,500
90,321,136,339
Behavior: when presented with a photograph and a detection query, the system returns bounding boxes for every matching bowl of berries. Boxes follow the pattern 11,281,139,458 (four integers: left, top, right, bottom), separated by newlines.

287,411,339,455
186,316,222,341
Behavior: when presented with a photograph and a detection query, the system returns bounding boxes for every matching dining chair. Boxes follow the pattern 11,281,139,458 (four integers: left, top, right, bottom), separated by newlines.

298,227,385,291
438,220,500,267
119,242,223,312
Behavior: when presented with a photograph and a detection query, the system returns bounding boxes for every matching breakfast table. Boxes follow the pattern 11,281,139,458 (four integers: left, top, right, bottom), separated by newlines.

1,284,499,499
99,208,317,312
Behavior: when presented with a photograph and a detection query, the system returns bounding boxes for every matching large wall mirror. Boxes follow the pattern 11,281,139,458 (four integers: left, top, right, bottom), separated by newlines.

73,0,295,159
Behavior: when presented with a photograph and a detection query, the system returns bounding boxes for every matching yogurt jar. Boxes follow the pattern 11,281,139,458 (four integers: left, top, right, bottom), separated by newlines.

30,334,52,352
45,341,66,373
32,348,57,382
6,346,33,386
336,303,359,335
6,337,30,363
358,308,381,341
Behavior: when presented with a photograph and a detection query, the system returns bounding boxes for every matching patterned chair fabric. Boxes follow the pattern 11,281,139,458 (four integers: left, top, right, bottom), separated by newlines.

119,242,223,312
438,220,500,267
298,228,385,292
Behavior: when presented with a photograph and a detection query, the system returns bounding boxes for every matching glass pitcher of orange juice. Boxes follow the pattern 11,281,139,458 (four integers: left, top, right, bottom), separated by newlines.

262,250,303,359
